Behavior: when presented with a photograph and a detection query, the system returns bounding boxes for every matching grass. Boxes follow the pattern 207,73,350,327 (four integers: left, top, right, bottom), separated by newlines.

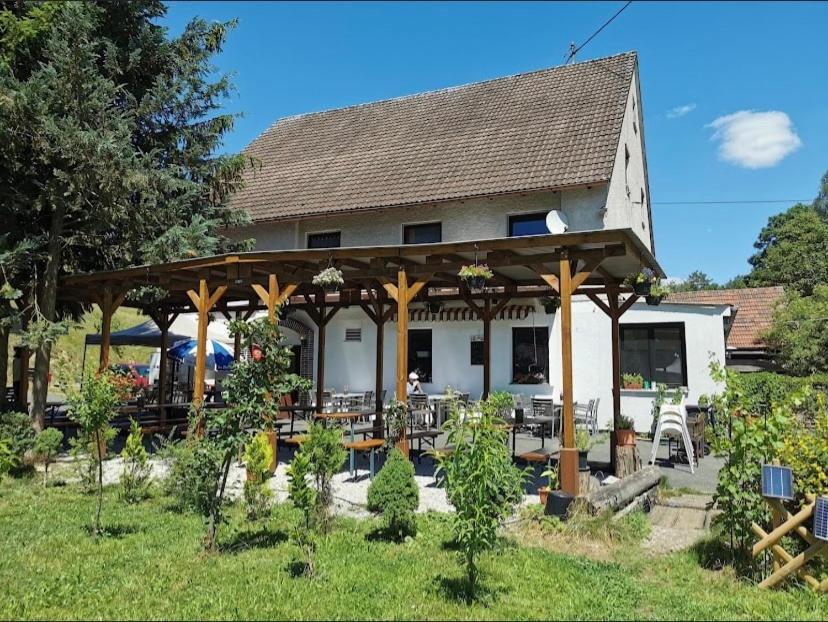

0,477,826,620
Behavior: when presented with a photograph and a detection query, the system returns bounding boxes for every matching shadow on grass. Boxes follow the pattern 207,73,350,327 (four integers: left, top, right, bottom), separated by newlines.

689,533,764,582
365,525,412,544
219,526,289,554
82,522,143,539
286,559,315,579
434,574,500,606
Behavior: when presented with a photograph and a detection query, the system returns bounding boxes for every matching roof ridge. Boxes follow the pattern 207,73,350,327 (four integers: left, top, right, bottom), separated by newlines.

252,51,637,140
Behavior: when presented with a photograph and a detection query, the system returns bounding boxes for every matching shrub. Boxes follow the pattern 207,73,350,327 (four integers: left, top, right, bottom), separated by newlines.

242,433,273,521
436,396,527,598
0,411,35,475
160,434,224,517
34,428,63,486
0,438,15,480
298,423,347,533
120,419,151,503
367,448,419,540
776,391,828,499
287,448,317,577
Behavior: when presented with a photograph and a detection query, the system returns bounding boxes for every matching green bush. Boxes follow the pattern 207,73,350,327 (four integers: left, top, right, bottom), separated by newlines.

242,433,273,521
34,428,63,486
287,447,317,576
0,411,35,475
367,448,419,540
297,423,347,534
160,436,224,516
120,419,151,503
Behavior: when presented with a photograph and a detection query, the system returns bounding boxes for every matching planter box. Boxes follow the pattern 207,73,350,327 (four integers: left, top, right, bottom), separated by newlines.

545,490,574,518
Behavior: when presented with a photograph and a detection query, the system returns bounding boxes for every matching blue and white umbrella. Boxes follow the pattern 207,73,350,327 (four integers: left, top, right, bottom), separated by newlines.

167,338,234,371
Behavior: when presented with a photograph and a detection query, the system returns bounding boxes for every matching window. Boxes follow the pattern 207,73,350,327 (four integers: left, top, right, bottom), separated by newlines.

512,327,548,384
408,329,432,383
307,231,341,248
470,338,484,366
620,323,687,388
403,222,442,244
508,212,548,237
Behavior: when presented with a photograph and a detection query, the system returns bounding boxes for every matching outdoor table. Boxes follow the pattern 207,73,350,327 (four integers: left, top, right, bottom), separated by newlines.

315,412,363,473
331,392,364,411
503,414,556,458
280,404,316,436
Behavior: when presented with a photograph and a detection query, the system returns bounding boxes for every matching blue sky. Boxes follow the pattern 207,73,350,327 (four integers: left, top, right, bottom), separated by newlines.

164,1,828,283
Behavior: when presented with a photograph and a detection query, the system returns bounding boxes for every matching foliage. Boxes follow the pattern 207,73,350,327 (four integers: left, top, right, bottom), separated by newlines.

294,423,347,534
575,428,593,452
747,204,828,296
540,462,559,490
764,285,828,375
242,433,273,521
623,267,656,286
33,427,62,486
287,446,317,577
651,382,683,423
436,396,527,598
67,371,120,535
366,448,419,540
776,391,828,499
622,372,643,388
384,399,408,446
478,390,513,418
616,414,635,430
458,264,494,279
311,267,344,289
159,434,224,518
0,410,35,474
0,438,15,479
120,419,151,503
670,270,720,292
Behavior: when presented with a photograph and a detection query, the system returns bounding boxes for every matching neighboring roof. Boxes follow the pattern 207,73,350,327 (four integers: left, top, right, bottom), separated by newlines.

230,52,638,223
667,286,785,350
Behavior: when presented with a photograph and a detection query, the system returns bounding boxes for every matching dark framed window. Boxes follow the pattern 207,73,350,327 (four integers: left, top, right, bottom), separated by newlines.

408,329,432,383
512,327,548,384
470,339,484,366
403,222,442,244
508,212,548,237
307,231,341,249
620,323,687,388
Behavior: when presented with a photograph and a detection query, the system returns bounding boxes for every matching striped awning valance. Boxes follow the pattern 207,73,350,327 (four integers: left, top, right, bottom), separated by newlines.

393,305,535,323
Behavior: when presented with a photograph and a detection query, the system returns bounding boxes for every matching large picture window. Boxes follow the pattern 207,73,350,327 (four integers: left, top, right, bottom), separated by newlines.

512,327,548,384
403,222,442,244
620,323,687,388
408,329,432,383
307,231,341,248
508,212,548,237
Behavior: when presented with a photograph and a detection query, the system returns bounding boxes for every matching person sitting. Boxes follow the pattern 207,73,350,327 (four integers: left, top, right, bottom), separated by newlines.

406,371,423,396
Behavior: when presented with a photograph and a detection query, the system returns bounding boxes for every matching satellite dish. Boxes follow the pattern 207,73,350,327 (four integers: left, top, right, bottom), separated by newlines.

545,210,569,234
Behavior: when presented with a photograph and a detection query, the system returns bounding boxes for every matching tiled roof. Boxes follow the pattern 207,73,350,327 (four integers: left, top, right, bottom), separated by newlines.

667,286,785,349
229,52,638,222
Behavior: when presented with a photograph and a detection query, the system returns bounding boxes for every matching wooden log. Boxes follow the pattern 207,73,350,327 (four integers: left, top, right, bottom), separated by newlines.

584,465,661,515
615,444,641,479
751,522,821,590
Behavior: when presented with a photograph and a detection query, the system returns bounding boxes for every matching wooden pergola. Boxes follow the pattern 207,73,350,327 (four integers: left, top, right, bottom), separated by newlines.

59,228,663,496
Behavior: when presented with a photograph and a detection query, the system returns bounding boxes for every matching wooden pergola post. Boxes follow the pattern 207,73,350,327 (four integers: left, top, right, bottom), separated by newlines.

148,309,178,426
461,293,512,400
186,279,227,407
558,254,578,496
362,287,393,436
252,274,297,323
304,293,340,413
98,287,126,371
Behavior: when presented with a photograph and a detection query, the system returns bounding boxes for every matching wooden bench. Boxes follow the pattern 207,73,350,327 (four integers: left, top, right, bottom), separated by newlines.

343,438,384,479
517,447,553,464
282,435,308,447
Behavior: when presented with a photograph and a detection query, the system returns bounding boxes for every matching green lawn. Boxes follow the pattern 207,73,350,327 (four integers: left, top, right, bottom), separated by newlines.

0,478,825,621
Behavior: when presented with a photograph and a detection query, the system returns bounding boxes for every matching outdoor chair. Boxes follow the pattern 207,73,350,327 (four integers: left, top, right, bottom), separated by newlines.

408,393,431,427
320,390,334,413
531,396,560,437
649,402,695,474
574,398,599,435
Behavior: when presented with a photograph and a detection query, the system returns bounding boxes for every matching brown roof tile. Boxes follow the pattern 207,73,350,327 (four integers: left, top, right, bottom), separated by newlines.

667,286,785,349
229,52,638,222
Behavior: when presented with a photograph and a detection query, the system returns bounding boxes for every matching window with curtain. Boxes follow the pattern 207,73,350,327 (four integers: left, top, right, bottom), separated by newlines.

620,323,687,387
511,327,548,384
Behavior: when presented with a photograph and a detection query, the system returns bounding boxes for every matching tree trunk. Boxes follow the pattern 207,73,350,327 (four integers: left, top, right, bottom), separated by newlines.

0,325,8,411
31,203,65,432
94,427,103,536
206,452,233,551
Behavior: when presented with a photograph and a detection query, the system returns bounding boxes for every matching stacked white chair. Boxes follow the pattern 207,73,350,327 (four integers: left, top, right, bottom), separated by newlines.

649,399,695,474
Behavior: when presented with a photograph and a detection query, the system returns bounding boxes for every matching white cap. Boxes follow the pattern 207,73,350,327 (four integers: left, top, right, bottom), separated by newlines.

408,372,419,381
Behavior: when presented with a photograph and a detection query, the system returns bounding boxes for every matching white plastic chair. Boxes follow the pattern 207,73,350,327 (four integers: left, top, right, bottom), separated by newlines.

649,401,695,474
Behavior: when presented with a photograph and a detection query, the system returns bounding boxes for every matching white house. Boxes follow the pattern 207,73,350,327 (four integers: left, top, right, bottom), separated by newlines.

223,52,727,432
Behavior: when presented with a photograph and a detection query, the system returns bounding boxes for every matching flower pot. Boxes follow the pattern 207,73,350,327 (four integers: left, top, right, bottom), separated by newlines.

545,490,574,517
645,294,663,306
624,382,643,390
321,283,340,294
578,450,589,471
616,429,636,447
632,281,652,296
538,486,550,507
464,276,487,291
543,302,559,314
265,429,278,473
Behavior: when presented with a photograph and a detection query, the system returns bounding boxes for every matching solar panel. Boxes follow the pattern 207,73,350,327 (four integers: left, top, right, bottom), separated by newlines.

761,465,794,500
814,497,828,542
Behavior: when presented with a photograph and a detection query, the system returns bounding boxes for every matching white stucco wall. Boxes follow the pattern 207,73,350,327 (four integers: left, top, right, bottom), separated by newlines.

284,300,727,433
604,71,653,251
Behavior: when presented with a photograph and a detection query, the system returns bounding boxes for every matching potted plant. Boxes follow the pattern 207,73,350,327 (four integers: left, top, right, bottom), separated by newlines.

427,300,443,315
312,266,344,293
385,399,409,457
646,281,669,306
539,297,560,314
538,462,558,507
616,414,636,446
458,264,493,291
622,372,644,390
575,429,592,471
624,268,656,296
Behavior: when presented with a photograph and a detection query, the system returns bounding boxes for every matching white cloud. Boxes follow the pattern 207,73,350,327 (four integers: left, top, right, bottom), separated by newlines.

667,103,696,119
707,110,801,169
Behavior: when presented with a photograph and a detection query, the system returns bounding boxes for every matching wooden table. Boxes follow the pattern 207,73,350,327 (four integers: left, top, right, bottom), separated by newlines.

280,404,316,436
315,412,364,474
503,414,556,458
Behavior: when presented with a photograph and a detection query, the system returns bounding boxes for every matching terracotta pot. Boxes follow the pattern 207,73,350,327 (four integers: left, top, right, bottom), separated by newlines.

265,429,278,473
538,486,550,507
617,429,636,446
624,382,643,390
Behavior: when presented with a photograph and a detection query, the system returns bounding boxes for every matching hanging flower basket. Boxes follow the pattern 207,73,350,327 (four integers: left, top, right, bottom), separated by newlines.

624,268,656,296
312,267,344,293
427,300,443,315
645,283,668,306
540,297,560,314
458,264,493,291
645,294,663,306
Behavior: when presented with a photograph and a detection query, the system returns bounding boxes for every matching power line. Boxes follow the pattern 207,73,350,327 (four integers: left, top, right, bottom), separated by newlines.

652,199,812,205
566,1,633,64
